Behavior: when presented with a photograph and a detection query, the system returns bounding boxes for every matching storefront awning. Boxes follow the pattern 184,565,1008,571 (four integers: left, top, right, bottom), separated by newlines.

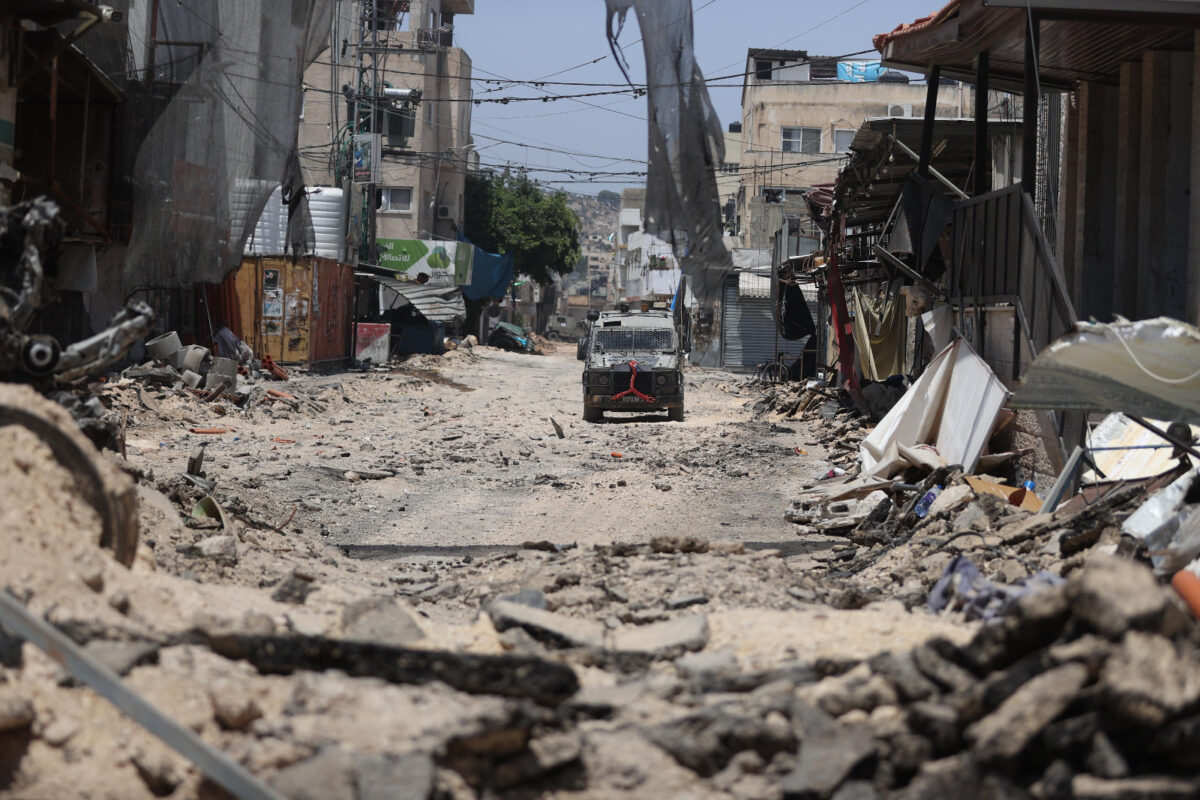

374,275,465,324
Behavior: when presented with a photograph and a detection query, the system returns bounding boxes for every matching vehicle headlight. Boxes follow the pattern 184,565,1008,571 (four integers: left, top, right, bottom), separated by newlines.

655,373,668,386
591,371,610,385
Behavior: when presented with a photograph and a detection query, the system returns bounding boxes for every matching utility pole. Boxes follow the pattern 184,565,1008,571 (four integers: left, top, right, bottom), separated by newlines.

351,0,380,265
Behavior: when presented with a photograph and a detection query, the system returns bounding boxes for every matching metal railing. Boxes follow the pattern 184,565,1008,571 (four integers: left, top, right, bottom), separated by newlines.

416,26,454,48
948,184,1076,384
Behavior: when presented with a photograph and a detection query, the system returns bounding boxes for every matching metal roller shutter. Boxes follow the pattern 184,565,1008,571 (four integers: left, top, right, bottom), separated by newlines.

721,275,811,372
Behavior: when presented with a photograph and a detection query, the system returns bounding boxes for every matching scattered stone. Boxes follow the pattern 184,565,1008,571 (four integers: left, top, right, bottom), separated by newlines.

965,662,1089,762
1068,555,1168,639
1071,774,1200,799
342,596,425,646
108,590,131,614
487,599,605,649
209,680,263,731
270,747,357,800
80,640,158,677
650,535,709,554
0,691,34,732
40,717,79,747
912,641,976,693
801,662,898,717
611,614,709,659
666,593,709,610
272,574,316,604
648,707,795,777
1099,631,1200,727
676,650,738,680
132,744,186,797
781,702,875,799
1086,732,1129,780
356,752,436,800
196,534,238,566
869,652,938,702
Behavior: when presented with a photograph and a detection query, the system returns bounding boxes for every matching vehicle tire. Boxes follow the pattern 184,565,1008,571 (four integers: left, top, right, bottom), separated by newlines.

583,405,602,423
668,405,684,422
762,362,786,384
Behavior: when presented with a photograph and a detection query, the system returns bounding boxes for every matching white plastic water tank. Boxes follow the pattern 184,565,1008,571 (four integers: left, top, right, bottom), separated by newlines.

244,185,287,255
308,186,345,260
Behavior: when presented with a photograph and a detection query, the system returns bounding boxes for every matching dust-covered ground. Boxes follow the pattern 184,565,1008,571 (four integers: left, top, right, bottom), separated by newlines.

3,344,1197,800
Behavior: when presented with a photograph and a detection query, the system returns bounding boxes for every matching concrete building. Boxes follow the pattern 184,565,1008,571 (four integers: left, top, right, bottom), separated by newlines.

612,187,683,304
735,50,969,249
298,0,475,259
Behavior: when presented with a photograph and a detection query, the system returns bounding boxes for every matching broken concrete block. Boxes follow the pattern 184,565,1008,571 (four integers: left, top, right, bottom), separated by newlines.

80,640,158,677
801,663,898,717
208,680,263,731
610,614,709,658
342,596,425,646
648,707,795,778
0,690,34,732
487,599,605,649
1067,555,1167,639
868,652,938,702
1099,631,1200,727
965,662,1089,762
912,642,976,693
905,701,961,756
270,747,357,800
196,534,238,566
781,706,875,799
355,752,436,800
676,650,738,680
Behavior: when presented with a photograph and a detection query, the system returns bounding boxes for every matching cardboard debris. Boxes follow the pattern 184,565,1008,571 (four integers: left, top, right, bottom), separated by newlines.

965,475,1044,512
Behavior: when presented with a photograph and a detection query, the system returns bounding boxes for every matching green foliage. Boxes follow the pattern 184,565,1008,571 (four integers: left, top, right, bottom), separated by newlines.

596,190,620,205
464,171,581,286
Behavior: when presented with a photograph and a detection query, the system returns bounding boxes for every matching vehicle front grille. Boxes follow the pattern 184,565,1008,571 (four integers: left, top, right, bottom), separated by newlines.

611,370,655,397
594,329,673,351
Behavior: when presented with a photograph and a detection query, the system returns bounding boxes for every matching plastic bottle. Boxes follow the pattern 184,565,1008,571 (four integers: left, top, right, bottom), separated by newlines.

913,485,943,519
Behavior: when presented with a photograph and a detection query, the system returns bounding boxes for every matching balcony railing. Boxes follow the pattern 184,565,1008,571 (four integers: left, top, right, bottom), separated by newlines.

416,26,454,49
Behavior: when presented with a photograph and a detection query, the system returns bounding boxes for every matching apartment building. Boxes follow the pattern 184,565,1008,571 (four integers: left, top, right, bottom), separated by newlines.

735,50,969,248
298,0,475,265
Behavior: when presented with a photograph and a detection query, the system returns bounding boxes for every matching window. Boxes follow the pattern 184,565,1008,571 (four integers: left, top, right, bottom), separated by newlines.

782,127,821,154
755,60,774,80
834,129,856,152
377,187,413,213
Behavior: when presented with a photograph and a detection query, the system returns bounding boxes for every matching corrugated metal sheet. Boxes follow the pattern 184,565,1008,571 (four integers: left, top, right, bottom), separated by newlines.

720,276,811,372
879,1,1195,90
377,276,466,323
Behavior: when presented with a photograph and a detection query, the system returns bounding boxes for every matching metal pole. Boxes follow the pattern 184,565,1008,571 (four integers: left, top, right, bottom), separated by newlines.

918,66,941,177
973,51,991,196
1022,13,1041,197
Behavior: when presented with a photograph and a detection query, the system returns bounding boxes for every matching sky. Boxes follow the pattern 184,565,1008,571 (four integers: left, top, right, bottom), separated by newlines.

451,0,942,196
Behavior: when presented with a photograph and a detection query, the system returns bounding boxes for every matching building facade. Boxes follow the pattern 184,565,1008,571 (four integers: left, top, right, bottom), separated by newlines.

735,50,969,249
298,0,475,264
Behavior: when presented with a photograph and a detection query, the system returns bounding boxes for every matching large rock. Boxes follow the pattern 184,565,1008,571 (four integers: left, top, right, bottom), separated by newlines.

1099,631,1200,727
610,615,709,658
1067,555,1167,639
342,597,425,646
966,662,1089,762
487,600,605,649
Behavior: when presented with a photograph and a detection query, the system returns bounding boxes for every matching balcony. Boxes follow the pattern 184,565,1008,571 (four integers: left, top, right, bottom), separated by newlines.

440,0,474,13
416,26,454,49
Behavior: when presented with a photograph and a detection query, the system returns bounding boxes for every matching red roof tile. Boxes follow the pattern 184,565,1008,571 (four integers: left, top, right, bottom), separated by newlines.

872,0,960,53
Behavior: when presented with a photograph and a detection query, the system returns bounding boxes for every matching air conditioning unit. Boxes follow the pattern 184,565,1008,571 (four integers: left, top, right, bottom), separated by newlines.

437,205,453,219
888,103,914,118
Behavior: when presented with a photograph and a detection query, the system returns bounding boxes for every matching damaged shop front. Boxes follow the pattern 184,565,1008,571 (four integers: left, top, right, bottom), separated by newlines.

353,239,474,360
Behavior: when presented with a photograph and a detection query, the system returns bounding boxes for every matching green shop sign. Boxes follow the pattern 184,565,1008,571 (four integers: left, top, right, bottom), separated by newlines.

377,239,428,272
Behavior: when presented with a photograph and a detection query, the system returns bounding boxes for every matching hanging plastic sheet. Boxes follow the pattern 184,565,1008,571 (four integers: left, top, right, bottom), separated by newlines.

778,280,816,341
887,174,954,278
122,0,334,289
852,284,906,381
605,0,731,302
458,233,515,302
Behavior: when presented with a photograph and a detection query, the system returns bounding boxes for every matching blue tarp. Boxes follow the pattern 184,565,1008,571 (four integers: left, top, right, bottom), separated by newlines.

837,61,884,83
458,233,515,301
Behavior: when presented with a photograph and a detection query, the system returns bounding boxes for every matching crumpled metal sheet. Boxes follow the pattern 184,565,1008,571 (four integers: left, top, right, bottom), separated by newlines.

605,0,731,302
1011,317,1200,425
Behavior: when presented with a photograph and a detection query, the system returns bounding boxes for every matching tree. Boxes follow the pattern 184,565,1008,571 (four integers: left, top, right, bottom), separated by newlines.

596,190,620,205
464,171,581,286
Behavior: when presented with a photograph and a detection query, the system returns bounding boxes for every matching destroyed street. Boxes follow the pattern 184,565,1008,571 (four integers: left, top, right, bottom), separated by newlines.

5,1,1200,799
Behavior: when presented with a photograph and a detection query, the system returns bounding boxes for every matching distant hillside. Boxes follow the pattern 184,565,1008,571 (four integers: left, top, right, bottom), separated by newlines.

565,191,620,242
